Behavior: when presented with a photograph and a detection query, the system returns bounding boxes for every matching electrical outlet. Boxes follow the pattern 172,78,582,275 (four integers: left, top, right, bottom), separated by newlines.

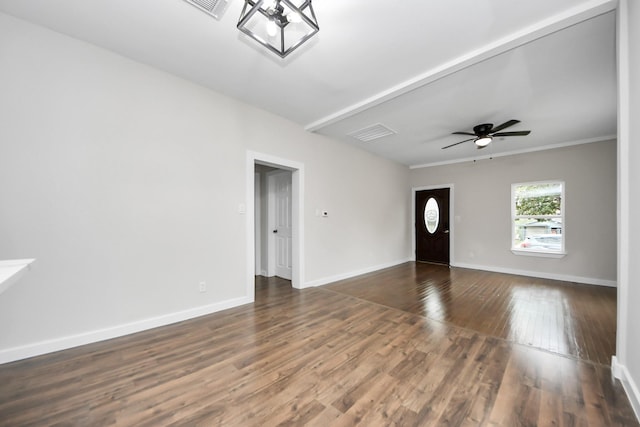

199,281,207,293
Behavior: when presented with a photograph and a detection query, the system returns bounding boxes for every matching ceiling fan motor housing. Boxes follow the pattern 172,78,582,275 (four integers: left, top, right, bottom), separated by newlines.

473,123,493,136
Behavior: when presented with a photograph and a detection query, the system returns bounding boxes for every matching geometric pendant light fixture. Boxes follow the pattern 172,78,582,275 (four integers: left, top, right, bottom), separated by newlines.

237,0,319,58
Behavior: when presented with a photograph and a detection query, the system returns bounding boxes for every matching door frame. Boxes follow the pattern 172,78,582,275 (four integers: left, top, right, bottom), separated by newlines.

246,151,304,300
411,184,455,265
254,171,262,275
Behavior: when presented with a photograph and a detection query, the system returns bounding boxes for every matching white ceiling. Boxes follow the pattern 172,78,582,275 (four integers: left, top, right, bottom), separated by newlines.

0,0,618,167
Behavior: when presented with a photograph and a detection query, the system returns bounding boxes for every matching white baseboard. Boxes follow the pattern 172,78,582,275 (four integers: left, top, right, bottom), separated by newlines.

0,295,252,365
612,356,640,422
452,262,617,287
304,258,412,288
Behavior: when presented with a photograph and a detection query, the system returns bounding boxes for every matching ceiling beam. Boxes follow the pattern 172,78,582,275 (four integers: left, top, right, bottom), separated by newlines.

305,0,618,133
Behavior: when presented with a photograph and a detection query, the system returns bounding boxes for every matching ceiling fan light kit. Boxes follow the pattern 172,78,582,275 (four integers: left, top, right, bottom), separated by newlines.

442,120,531,150
237,0,319,58
475,136,493,147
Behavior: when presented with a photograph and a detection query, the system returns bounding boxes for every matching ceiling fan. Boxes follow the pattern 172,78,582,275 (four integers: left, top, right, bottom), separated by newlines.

442,119,531,150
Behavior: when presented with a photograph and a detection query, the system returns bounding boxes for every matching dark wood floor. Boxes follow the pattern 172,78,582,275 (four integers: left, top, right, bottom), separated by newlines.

0,263,636,426
325,262,617,365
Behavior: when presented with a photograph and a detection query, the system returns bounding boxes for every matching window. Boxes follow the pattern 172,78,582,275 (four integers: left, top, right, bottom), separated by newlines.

511,181,565,256
424,197,439,234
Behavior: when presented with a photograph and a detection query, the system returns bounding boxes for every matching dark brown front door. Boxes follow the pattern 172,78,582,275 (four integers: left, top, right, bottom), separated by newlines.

415,188,450,265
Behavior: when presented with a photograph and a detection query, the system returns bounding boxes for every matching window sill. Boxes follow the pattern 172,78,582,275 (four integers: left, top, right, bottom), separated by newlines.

511,249,566,259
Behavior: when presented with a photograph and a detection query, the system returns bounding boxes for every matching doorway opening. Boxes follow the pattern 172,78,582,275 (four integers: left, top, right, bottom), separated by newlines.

246,151,304,302
255,166,292,280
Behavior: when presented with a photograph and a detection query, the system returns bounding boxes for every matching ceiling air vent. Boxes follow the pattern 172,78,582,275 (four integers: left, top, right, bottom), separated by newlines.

348,124,397,142
183,0,230,19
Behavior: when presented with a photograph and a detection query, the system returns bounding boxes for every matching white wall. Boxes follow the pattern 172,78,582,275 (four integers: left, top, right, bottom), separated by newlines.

624,0,640,378
616,0,640,418
0,13,411,362
410,141,617,286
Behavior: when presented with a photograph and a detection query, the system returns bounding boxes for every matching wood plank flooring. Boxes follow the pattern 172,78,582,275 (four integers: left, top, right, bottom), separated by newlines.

325,262,617,365
0,264,636,426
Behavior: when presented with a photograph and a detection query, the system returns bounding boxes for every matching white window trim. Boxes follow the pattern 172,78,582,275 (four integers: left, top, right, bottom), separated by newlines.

511,180,566,258
511,248,566,258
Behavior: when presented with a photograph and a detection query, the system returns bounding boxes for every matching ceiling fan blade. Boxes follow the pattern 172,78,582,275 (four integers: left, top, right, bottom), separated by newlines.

442,138,475,149
452,131,476,136
490,119,520,133
492,131,531,137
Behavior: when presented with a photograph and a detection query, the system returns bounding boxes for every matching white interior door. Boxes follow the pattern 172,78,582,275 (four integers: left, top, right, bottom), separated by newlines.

272,171,292,280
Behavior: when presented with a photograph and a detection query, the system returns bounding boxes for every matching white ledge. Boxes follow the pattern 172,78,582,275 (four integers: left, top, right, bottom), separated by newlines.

511,249,566,259
0,259,35,295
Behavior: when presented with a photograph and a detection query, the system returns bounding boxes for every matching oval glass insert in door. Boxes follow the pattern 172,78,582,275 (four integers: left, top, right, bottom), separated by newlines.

424,197,439,234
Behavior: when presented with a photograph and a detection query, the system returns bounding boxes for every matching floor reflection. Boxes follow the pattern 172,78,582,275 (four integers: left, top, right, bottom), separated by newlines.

324,262,616,364
506,287,577,358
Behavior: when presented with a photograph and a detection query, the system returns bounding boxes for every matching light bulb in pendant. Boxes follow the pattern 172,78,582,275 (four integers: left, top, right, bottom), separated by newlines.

262,0,277,11
266,19,278,37
287,11,302,23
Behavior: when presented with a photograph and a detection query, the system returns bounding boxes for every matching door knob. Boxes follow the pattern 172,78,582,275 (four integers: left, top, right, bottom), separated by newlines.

273,229,278,233
444,230,450,234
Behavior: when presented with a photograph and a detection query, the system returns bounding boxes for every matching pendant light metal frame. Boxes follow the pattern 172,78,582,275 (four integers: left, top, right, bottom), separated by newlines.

237,0,319,58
